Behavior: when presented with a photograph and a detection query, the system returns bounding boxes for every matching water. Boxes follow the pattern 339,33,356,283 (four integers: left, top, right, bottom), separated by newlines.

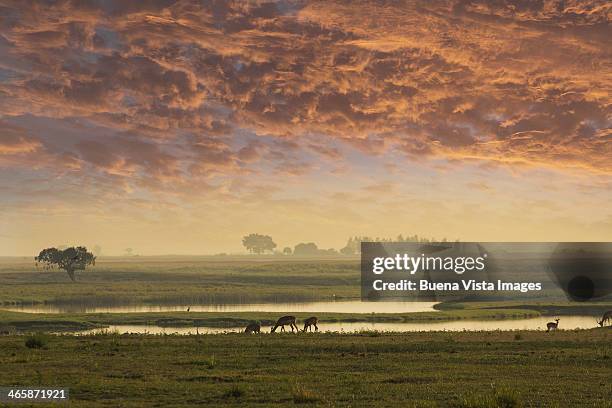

3,301,438,314
74,316,599,335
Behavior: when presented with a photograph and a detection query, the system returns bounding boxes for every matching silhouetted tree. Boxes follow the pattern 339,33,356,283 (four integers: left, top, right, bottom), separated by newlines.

242,234,277,254
340,237,355,255
283,247,292,255
35,246,95,282
341,234,451,253
293,242,319,256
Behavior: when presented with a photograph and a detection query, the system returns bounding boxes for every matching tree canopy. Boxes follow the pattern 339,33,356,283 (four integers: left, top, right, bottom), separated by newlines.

242,234,277,254
35,246,96,281
293,242,319,256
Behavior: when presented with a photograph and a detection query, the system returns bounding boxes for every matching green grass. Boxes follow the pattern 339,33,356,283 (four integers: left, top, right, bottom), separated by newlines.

438,300,612,315
0,256,361,305
2,256,591,307
0,329,609,407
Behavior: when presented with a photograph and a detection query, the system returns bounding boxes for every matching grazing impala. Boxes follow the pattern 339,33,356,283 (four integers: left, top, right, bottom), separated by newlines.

546,318,560,332
303,316,319,332
598,311,612,327
244,323,260,333
271,316,298,333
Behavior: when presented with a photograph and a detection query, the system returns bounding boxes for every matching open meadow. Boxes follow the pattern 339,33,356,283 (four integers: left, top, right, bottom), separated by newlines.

0,329,610,407
0,256,361,306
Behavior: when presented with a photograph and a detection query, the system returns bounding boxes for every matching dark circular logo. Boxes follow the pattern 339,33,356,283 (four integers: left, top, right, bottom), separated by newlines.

566,275,595,301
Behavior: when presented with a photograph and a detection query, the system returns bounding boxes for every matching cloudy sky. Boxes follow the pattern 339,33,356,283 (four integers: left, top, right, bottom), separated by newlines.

0,0,610,255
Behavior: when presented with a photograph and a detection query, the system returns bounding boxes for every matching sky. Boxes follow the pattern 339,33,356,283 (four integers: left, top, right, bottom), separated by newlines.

0,0,611,256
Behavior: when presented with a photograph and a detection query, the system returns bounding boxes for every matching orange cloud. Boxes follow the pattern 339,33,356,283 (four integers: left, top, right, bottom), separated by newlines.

0,122,41,155
0,0,610,185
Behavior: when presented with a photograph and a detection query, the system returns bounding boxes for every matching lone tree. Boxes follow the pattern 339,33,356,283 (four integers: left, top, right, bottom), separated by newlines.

242,234,277,254
35,246,96,282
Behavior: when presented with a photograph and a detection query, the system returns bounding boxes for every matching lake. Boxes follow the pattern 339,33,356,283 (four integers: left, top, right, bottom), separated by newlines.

4,300,439,314
74,315,599,335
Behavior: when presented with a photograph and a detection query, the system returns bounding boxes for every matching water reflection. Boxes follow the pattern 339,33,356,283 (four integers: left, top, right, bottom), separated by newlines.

75,316,599,335
4,301,438,314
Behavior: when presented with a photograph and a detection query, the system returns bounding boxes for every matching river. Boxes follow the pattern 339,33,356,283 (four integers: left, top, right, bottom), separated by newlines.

70,315,599,335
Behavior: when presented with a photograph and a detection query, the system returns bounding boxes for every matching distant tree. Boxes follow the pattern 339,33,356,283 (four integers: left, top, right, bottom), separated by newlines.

341,237,363,254
242,234,277,254
283,247,292,255
35,246,95,282
124,248,134,256
293,242,319,256
340,237,355,255
340,246,354,255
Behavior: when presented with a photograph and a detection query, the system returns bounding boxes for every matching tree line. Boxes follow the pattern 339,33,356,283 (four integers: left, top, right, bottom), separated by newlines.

242,233,453,256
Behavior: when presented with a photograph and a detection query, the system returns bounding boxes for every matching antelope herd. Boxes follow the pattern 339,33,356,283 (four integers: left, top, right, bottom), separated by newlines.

242,315,319,333
243,311,612,334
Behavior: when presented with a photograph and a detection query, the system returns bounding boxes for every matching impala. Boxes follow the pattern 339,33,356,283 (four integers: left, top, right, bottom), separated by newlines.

598,311,612,327
244,323,260,333
303,316,319,332
271,316,298,333
546,318,560,332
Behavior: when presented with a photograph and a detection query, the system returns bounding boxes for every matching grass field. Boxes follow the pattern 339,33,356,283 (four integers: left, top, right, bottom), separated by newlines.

0,256,580,306
0,257,360,305
0,329,610,407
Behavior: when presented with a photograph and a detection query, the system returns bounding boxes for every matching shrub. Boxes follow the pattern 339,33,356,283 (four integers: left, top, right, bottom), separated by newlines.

457,386,522,408
222,384,245,399
25,333,48,349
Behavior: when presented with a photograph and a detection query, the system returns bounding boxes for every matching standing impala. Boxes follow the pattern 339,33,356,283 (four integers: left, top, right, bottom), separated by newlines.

303,316,319,332
598,311,612,327
271,316,298,333
546,318,560,332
